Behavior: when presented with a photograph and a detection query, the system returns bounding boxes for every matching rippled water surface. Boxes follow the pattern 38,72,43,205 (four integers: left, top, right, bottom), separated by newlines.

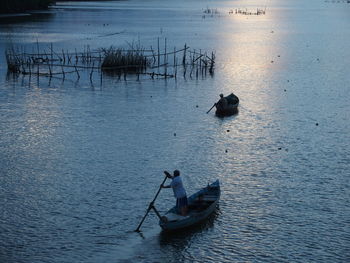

1,0,349,262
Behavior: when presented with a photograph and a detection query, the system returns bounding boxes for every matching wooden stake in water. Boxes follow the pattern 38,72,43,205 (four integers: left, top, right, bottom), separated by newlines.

90,62,94,81
157,38,160,68
164,38,167,65
51,43,53,61
183,44,187,66
75,66,80,79
61,65,65,80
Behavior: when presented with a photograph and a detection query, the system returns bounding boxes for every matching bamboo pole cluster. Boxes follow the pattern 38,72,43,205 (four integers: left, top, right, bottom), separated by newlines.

5,39,216,82
101,47,150,72
230,8,266,15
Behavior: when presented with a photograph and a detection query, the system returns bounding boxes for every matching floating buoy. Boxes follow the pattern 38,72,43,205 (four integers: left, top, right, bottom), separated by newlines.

227,130,230,132
316,123,319,126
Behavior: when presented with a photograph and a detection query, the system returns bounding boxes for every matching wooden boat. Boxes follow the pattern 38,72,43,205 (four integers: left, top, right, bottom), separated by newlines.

215,93,239,117
159,180,220,231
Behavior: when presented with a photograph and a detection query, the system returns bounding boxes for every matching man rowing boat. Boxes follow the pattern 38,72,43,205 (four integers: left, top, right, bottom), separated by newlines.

161,170,188,216
215,93,228,111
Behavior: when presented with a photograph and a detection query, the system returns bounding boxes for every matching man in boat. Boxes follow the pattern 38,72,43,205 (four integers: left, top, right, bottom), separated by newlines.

215,93,228,111
161,170,188,216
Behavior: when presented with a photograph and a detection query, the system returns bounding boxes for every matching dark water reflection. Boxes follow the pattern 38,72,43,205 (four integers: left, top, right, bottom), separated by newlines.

0,11,54,25
159,210,220,244
1,0,350,262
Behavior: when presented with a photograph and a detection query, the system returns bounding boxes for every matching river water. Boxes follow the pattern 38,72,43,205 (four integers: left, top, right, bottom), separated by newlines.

0,0,349,262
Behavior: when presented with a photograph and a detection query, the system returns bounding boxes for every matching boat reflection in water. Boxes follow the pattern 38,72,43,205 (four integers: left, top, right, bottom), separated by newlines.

159,208,220,243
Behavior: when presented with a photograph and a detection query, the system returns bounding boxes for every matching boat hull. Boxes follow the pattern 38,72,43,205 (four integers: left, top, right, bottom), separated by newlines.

215,102,239,117
215,93,239,117
159,180,220,231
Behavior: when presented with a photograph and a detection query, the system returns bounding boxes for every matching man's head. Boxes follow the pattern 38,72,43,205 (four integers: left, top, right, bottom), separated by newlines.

220,94,224,98
174,170,180,177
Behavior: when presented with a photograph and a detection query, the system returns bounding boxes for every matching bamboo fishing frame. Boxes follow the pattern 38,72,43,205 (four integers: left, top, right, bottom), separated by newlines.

5,39,216,83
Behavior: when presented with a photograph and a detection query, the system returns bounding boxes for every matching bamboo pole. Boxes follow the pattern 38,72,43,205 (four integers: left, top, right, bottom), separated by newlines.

90,62,94,81
164,38,167,65
183,44,187,65
74,66,80,79
157,38,160,68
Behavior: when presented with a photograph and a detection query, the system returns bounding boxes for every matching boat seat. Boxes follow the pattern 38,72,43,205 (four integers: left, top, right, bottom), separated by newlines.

202,195,217,201
163,213,188,222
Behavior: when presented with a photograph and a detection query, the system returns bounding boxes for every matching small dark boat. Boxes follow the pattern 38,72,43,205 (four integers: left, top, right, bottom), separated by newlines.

215,93,239,117
159,180,220,231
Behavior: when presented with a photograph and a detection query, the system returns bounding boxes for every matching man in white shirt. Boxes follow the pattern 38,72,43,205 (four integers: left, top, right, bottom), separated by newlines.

162,170,188,216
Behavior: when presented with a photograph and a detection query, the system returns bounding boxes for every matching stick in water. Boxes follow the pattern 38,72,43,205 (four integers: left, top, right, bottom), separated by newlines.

135,174,168,232
206,103,216,114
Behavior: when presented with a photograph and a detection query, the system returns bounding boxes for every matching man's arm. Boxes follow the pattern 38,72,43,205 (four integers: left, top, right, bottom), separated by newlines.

164,171,173,179
161,171,173,188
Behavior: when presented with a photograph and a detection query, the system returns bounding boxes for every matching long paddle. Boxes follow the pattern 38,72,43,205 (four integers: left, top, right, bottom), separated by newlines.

135,174,168,232
206,103,216,114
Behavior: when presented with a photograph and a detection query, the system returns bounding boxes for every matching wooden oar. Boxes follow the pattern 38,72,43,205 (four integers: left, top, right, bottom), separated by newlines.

135,175,168,232
206,103,216,114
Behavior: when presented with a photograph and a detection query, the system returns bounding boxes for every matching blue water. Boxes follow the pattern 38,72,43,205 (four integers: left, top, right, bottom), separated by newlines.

1,0,349,262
